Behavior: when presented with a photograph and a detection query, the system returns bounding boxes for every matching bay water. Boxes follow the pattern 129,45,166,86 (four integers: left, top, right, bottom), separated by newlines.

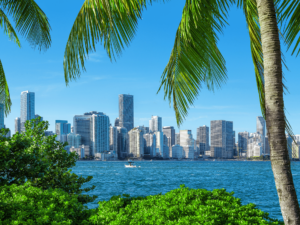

73,161,300,221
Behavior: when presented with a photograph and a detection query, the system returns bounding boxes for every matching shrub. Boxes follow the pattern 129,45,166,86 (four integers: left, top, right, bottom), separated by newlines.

89,184,284,225
0,182,95,224
0,118,96,204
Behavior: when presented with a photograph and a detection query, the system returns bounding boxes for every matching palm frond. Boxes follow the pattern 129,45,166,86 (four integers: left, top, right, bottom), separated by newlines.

0,60,11,116
240,0,296,154
64,0,163,85
276,0,300,56
0,8,20,47
157,0,230,126
0,0,51,51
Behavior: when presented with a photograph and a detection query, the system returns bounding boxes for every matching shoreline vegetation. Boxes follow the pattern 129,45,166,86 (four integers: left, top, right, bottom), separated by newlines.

0,119,285,224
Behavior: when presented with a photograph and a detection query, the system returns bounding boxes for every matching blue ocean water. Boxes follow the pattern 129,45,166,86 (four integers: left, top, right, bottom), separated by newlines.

72,161,300,221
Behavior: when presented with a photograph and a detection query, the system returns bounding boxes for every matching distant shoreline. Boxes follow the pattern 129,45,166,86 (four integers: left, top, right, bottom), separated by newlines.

76,159,280,162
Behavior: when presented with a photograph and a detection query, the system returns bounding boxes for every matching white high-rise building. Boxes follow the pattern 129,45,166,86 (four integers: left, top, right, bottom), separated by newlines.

154,131,163,157
183,146,195,159
180,130,194,146
20,91,35,132
247,132,263,157
175,133,180,145
90,113,110,157
257,116,266,154
128,127,144,157
149,116,162,132
109,126,118,151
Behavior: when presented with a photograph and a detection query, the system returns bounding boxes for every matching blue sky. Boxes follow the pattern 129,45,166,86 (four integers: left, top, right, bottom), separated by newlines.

1,0,300,139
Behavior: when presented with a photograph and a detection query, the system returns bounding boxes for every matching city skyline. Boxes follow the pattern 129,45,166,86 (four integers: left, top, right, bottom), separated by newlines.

2,1,300,140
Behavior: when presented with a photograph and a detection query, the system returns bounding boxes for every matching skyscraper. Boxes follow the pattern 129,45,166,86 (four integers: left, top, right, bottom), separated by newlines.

117,126,128,159
114,118,120,127
119,94,134,132
90,113,110,157
20,91,35,132
109,126,118,151
128,127,144,158
67,133,81,148
257,116,266,154
143,132,156,156
163,126,175,157
15,117,21,133
210,120,233,158
0,103,4,129
149,116,162,132
196,125,209,154
238,131,249,154
55,120,71,136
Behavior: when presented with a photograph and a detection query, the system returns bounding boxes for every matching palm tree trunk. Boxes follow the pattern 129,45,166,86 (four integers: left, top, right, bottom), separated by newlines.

256,0,300,224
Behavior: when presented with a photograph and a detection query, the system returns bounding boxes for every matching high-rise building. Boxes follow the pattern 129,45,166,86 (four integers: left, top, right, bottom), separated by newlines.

175,133,180,145
20,91,35,132
15,117,21,133
163,126,175,157
55,120,71,136
74,111,105,156
163,145,170,159
119,94,134,132
143,133,156,156
128,127,144,158
109,126,118,151
114,118,119,127
0,103,4,129
154,131,164,157
149,116,162,132
257,116,266,154
238,131,249,154
196,125,209,154
247,132,263,157
90,113,110,157
172,145,183,159
210,120,233,158
117,127,128,159
180,130,194,146
44,130,54,136
35,114,43,121
67,133,81,148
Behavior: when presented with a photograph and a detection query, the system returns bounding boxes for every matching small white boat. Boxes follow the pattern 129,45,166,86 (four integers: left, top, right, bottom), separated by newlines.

125,160,136,168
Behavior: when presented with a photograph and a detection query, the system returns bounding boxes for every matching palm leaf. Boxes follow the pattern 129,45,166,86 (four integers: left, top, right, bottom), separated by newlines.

0,8,20,47
240,0,296,157
0,60,11,117
0,0,51,51
64,0,161,85
157,0,230,126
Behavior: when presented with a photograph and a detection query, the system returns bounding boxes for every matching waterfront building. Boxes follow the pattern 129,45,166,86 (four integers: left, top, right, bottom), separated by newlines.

143,132,156,156
180,130,194,146
71,126,74,133
15,117,21,133
196,125,209,154
143,126,150,134
172,145,183,159
257,116,266,154
70,145,90,158
247,132,265,157
163,145,170,159
109,126,118,152
117,126,128,159
154,131,163,157
90,113,110,157
183,146,195,159
0,103,3,129
149,116,162,132
163,126,175,157
210,120,234,158
128,127,144,157
20,91,35,132
233,131,237,156
238,131,249,155
119,94,134,132
67,133,81,148
175,133,180,145
114,118,120,127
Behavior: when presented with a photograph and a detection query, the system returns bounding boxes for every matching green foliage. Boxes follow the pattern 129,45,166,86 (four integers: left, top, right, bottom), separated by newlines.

89,184,284,225
0,182,95,224
0,117,97,204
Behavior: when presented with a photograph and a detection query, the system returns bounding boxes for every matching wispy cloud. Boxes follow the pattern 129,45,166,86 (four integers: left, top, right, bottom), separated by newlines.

87,53,103,63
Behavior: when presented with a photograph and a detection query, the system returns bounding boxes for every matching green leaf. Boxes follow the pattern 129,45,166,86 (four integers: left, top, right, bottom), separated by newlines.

0,60,11,116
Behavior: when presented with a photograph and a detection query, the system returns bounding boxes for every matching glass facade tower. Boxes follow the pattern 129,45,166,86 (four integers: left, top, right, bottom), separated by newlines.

20,91,35,132
119,94,134,132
